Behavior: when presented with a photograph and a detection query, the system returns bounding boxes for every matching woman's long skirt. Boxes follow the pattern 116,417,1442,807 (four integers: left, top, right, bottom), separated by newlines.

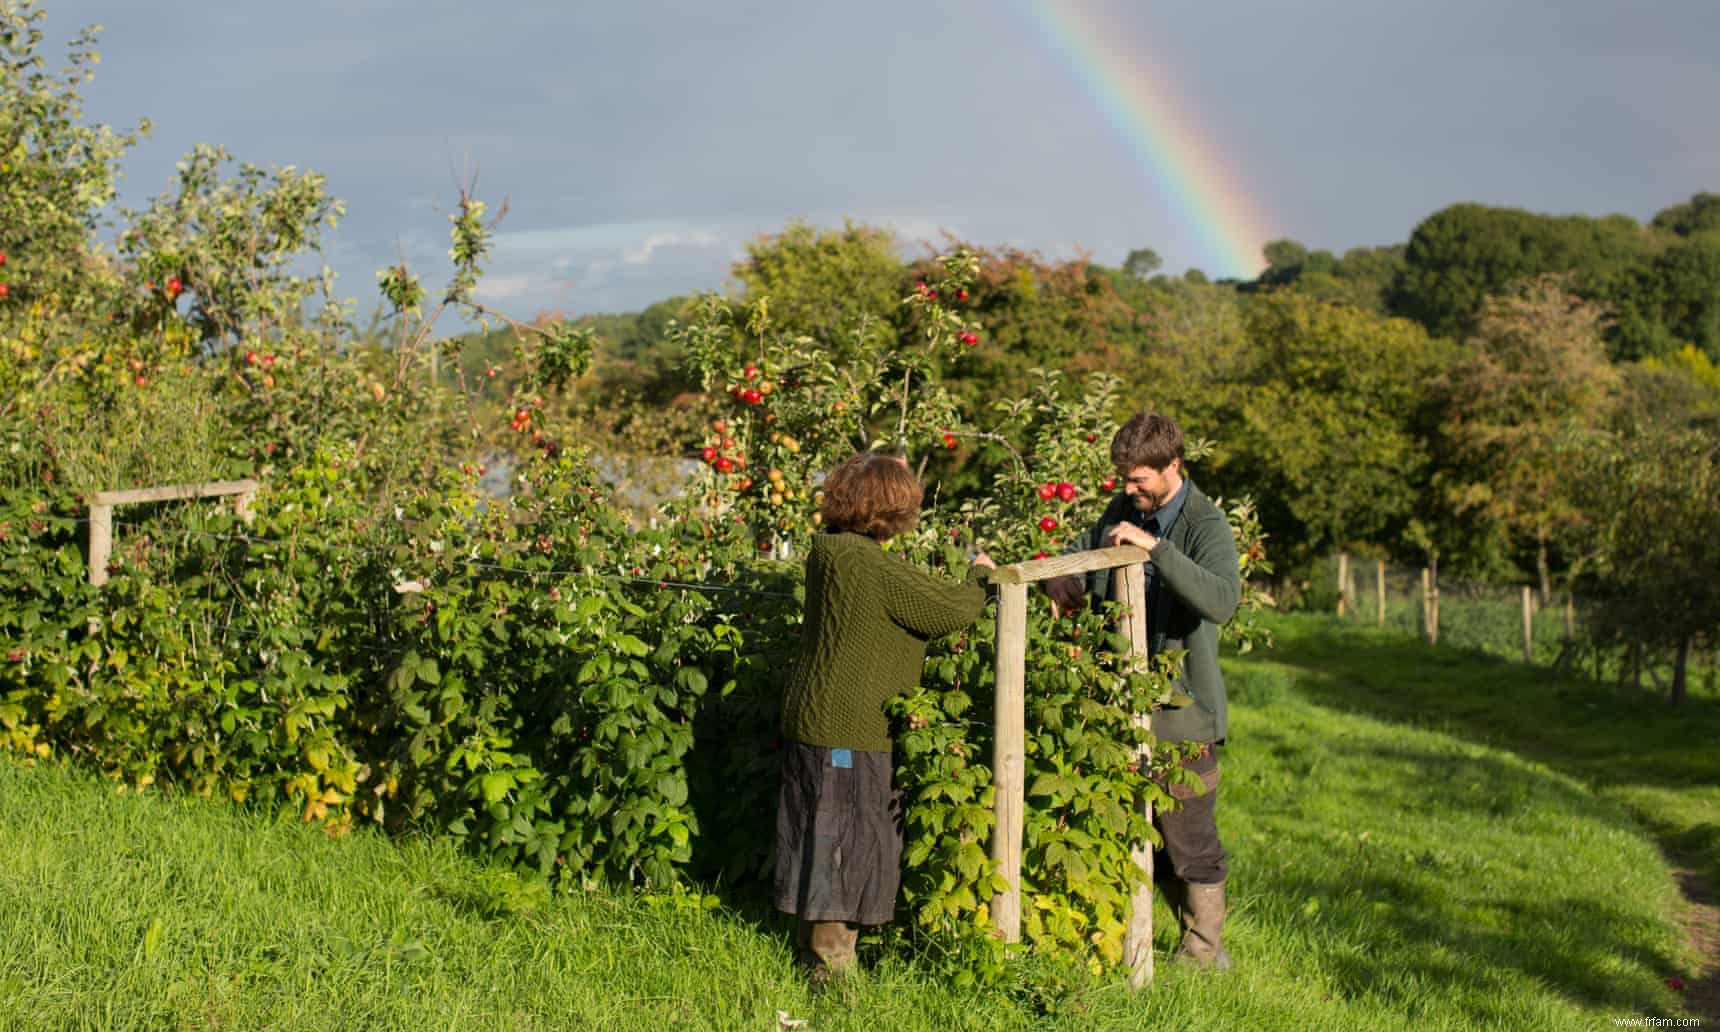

772,740,903,926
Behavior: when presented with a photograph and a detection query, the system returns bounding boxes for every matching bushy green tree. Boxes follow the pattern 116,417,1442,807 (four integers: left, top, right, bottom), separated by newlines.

731,220,904,351
1392,203,1646,339
1650,192,1720,238
1442,277,1620,600
1613,234,1720,362
1201,291,1452,564
1571,423,1719,704
0,2,147,404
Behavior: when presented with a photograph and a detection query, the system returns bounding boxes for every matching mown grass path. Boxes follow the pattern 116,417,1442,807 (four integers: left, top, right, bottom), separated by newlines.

1258,613,1718,1024
0,613,1708,1029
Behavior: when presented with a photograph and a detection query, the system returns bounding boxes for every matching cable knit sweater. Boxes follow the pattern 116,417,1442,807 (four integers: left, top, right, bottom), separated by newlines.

781,531,988,752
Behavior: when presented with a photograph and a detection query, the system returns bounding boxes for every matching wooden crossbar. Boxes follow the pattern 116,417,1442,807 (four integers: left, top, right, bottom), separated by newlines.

87,479,258,586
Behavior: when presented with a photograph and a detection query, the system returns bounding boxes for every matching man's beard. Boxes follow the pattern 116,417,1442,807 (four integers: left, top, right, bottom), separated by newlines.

1129,491,1167,512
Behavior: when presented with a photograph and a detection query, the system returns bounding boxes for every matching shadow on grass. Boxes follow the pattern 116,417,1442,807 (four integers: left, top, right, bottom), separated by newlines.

1227,615,1715,1018
1232,718,1686,1021
1246,616,1720,794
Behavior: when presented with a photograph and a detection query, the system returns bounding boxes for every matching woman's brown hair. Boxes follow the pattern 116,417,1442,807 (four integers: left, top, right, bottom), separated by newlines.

820,452,923,540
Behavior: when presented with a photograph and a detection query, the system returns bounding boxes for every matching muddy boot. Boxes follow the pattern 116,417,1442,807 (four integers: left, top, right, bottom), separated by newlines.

805,921,858,986
1175,881,1233,970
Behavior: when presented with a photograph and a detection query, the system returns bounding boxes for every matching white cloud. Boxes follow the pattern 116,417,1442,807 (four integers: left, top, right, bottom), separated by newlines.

471,274,542,303
622,230,720,266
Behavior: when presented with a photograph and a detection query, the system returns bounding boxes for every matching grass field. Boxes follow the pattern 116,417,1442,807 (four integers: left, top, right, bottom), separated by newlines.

0,613,1709,1030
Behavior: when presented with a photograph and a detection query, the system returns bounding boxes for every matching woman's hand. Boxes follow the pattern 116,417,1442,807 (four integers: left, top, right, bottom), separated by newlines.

971,551,996,569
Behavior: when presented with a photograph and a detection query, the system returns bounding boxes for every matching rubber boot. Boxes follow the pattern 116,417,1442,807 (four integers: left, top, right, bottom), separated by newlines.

1175,881,1233,970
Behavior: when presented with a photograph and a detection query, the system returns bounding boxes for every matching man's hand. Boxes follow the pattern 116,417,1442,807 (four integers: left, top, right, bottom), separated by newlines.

1105,522,1159,552
1044,574,1086,614
971,551,996,570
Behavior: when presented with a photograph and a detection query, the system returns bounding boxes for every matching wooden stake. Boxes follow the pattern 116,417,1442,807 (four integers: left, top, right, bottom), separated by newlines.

1376,560,1386,627
1116,562,1154,989
88,503,113,588
1421,567,1432,644
989,582,1028,944
1337,552,1350,618
1429,559,1440,646
1522,585,1534,664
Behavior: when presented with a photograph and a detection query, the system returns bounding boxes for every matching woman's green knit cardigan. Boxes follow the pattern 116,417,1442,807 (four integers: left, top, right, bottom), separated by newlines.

780,531,988,752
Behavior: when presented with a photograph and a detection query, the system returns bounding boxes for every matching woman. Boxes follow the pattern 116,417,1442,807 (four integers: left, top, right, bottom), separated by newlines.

774,451,994,982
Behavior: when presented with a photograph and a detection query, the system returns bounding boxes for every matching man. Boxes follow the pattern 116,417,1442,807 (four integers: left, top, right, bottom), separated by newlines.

1045,411,1240,969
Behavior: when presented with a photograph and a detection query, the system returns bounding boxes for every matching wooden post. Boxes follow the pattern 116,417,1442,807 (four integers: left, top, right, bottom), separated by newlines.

1564,594,1575,640
88,503,114,587
1337,552,1349,618
1521,585,1534,664
984,546,1150,962
1429,559,1440,646
1420,567,1432,644
1376,560,1387,627
1115,562,1154,989
989,581,1028,944
234,486,257,525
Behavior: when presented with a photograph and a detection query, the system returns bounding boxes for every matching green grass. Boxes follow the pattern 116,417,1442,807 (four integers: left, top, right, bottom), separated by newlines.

0,613,1707,1029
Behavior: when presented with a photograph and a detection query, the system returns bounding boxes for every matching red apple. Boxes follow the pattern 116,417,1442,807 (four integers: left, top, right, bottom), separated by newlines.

715,456,734,473
700,446,717,463
1038,516,1058,532
244,350,258,365
1056,482,1076,502
0,283,8,300
1032,551,1049,560
743,364,759,380
1037,482,1057,502
942,432,958,450
167,277,183,294
742,388,762,405
1101,476,1117,492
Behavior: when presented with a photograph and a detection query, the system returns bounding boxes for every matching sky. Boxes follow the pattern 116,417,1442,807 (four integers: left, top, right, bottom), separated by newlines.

52,0,1720,320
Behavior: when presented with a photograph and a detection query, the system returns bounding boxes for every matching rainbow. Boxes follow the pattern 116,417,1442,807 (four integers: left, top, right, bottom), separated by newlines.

1017,0,1274,279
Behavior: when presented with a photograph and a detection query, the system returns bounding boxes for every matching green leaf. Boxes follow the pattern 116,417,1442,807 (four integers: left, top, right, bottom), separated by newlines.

480,771,515,805
612,634,649,657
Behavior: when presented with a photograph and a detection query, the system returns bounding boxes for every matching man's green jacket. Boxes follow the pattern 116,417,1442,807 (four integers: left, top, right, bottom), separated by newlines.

1071,481,1240,744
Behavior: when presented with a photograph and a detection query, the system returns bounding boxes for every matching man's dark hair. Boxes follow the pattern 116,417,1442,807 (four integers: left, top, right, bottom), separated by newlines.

1110,412,1185,472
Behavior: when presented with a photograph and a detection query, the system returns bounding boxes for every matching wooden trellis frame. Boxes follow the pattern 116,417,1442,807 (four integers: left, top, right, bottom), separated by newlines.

87,479,258,587
986,543,1158,988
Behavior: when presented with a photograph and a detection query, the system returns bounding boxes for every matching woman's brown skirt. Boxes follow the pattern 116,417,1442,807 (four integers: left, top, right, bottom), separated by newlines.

772,740,903,926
